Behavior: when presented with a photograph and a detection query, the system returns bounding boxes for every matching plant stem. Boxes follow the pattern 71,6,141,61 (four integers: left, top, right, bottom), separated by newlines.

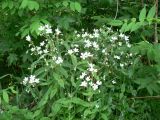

129,95,160,99
154,0,158,43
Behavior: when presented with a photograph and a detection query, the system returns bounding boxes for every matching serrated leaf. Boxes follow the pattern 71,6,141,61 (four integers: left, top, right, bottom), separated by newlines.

147,4,156,20
139,6,146,22
74,2,81,12
3,91,9,103
7,53,18,66
20,0,28,9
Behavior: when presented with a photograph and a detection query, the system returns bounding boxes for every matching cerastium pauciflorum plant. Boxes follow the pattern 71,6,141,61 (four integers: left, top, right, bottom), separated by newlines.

21,24,143,119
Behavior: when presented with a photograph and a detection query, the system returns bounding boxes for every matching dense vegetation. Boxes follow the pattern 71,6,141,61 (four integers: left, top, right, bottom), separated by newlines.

0,0,160,119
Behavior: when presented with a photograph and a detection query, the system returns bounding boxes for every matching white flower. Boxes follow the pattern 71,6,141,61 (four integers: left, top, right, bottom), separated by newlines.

80,81,87,87
92,84,98,90
127,43,131,48
55,57,63,64
45,24,50,28
38,26,45,31
88,63,97,73
93,29,99,33
84,40,92,48
73,48,79,53
82,32,88,38
68,49,74,55
114,55,120,60
96,81,102,85
80,52,93,60
124,36,129,41
93,32,99,38
118,42,122,46
40,41,45,46
26,35,31,42
112,80,116,84
55,28,61,35
29,75,36,83
111,36,118,41
89,34,94,38
129,53,132,56
85,76,91,81
52,56,56,60
36,47,41,51
31,47,35,52
23,77,28,85
43,49,48,54
102,49,106,53
107,27,112,32
80,72,87,79
39,51,43,55
46,28,52,34
120,63,124,67
23,75,40,86
34,78,40,83
92,41,99,49
119,33,125,38
77,34,80,37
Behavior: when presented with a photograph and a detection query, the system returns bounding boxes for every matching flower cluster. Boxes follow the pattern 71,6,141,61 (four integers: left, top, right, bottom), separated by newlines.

52,56,63,65
38,24,53,34
22,75,40,87
25,25,63,67
79,72,102,91
67,45,79,55
25,35,49,56
79,63,101,91
24,25,137,92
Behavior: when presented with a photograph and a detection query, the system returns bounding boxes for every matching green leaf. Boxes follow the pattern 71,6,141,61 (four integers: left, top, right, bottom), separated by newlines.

139,6,146,22
7,53,18,66
71,55,77,67
101,113,108,120
63,1,69,7
71,97,92,107
3,90,9,103
8,1,14,9
108,20,123,26
125,21,135,32
2,2,8,9
120,22,128,32
131,22,142,32
70,2,75,11
74,2,81,12
147,4,156,20
20,0,28,9
53,73,64,88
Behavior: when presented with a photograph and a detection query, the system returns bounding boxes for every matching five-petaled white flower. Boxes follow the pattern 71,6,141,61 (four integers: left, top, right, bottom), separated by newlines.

80,81,87,87
80,72,87,79
26,35,31,42
55,28,61,35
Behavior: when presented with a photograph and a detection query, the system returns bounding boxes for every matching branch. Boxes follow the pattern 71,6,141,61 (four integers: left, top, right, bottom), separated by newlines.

114,0,119,20
129,95,160,99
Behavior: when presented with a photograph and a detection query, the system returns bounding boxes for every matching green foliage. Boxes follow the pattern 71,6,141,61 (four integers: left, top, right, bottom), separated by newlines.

0,0,160,119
